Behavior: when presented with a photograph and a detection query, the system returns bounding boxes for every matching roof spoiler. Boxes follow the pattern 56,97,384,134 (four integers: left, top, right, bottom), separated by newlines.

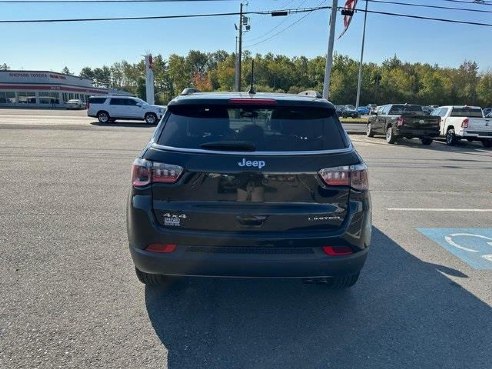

180,88,200,96
297,90,322,98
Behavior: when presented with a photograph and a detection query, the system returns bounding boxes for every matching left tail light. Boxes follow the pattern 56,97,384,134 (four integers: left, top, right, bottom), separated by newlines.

131,158,183,187
318,163,368,191
461,118,469,128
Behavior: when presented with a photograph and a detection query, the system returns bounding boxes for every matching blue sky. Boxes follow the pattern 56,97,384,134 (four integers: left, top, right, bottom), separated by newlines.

1,0,491,74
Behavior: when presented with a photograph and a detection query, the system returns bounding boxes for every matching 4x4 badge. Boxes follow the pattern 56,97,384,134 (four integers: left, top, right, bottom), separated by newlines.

238,158,266,169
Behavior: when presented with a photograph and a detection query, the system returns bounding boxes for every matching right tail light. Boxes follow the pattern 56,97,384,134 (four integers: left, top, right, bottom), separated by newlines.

318,163,368,191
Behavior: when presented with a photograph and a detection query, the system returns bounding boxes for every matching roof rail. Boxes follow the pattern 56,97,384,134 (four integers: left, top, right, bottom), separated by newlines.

181,87,200,96
297,90,322,98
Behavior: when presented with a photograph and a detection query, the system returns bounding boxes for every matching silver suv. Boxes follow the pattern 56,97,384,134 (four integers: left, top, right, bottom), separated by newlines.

87,95,166,125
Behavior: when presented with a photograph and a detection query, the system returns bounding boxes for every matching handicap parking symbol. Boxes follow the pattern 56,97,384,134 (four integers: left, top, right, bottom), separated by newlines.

418,228,492,270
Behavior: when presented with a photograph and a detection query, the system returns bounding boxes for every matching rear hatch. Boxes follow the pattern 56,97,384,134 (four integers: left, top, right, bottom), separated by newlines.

144,98,364,233
392,105,440,130
400,114,440,129
450,107,491,133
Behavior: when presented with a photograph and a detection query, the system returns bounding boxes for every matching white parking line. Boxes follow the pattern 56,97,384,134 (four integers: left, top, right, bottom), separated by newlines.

388,208,492,212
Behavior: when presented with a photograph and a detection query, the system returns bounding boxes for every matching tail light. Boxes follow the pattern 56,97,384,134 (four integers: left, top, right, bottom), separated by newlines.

322,246,353,256
145,243,177,253
461,118,469,128
131,158,183,187
396,116,405,126
318,163,368,190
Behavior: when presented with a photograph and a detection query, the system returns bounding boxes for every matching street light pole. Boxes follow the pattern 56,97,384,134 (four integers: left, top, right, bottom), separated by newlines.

323,0,338,99
355,0,368,109
234,3,244,92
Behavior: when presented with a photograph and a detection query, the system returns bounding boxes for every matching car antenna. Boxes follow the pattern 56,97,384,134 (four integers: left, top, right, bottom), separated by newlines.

248,60,256,95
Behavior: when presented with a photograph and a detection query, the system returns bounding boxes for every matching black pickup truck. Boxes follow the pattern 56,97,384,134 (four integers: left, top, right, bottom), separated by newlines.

366,104,441,145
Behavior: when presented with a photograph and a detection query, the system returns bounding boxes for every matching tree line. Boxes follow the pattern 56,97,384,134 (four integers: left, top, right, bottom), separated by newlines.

71,51,492,107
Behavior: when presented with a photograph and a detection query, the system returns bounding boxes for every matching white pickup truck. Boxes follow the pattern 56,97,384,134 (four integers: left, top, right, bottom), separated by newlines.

432,106,492,147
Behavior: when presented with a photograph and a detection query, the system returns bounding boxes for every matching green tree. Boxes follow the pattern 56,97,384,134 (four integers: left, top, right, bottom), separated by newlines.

79,67,94,81
453,60,479,105
168,54,190,94
477,72,492,107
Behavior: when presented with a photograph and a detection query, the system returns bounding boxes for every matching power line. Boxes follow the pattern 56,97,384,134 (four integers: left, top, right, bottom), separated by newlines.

1,4,492,28
0,0,232,3
246,0,309,43
245,0,326,48
367,0,492,13
362,6,492,26
438,0,492,6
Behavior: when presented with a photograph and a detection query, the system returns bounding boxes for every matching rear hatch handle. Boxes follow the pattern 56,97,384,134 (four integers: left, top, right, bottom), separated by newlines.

236,215,268,226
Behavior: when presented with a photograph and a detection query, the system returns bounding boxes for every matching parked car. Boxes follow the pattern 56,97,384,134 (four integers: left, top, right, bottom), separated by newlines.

421,106,434,115
87,95,166,124
341,105,360,118
367,104,377,114
357,106,370,115
431,105,492,147
65,99,85,110
335,105,345,117
127,91,372,288
366,104,440,145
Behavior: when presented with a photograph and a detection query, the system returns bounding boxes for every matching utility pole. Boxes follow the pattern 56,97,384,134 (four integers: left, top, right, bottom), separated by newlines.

323,0,338,99
355,0,369,109
234,3,244,92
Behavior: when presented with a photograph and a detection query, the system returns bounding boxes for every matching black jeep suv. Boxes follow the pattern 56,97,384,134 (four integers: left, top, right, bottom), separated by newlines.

127,92,371,288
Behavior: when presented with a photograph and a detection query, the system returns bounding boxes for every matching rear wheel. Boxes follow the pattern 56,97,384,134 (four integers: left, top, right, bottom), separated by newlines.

145,113,158,125
421,137,433,145
97,111,110,124
482,139,492,148
366,123,374,137
446,128,457,146
135,267,173,286
386,126,397,144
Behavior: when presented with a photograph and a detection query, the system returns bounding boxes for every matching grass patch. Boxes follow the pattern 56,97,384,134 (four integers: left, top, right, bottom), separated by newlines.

339,117,368,124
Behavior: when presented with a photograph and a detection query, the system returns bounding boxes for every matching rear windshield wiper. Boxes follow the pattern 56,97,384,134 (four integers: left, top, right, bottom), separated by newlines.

200,141,256,151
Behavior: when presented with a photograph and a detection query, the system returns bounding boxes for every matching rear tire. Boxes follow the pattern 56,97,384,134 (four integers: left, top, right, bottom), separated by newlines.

446,128,457,146
145,113,158,125
97,111,110,124
386,126,397,144
366,123,374,137
482,139,492,148
421,138,433,145
135,267,172,286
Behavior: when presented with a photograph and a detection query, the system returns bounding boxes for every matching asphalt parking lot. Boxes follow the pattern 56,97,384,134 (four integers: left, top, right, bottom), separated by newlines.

0,110,491,369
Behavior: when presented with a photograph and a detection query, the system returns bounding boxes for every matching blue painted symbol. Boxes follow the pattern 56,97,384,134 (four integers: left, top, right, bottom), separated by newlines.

417,228,492,270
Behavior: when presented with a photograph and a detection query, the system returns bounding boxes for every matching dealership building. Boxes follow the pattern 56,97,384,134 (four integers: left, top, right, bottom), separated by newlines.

0,70,124,107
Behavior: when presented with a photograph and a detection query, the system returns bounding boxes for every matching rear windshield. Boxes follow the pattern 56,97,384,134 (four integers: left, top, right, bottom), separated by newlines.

388,105,423,114
89,97,106,104
156,105,348,152
450,107,483,118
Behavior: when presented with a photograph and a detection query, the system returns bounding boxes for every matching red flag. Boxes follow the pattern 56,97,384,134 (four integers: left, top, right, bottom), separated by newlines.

339,0,358,39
